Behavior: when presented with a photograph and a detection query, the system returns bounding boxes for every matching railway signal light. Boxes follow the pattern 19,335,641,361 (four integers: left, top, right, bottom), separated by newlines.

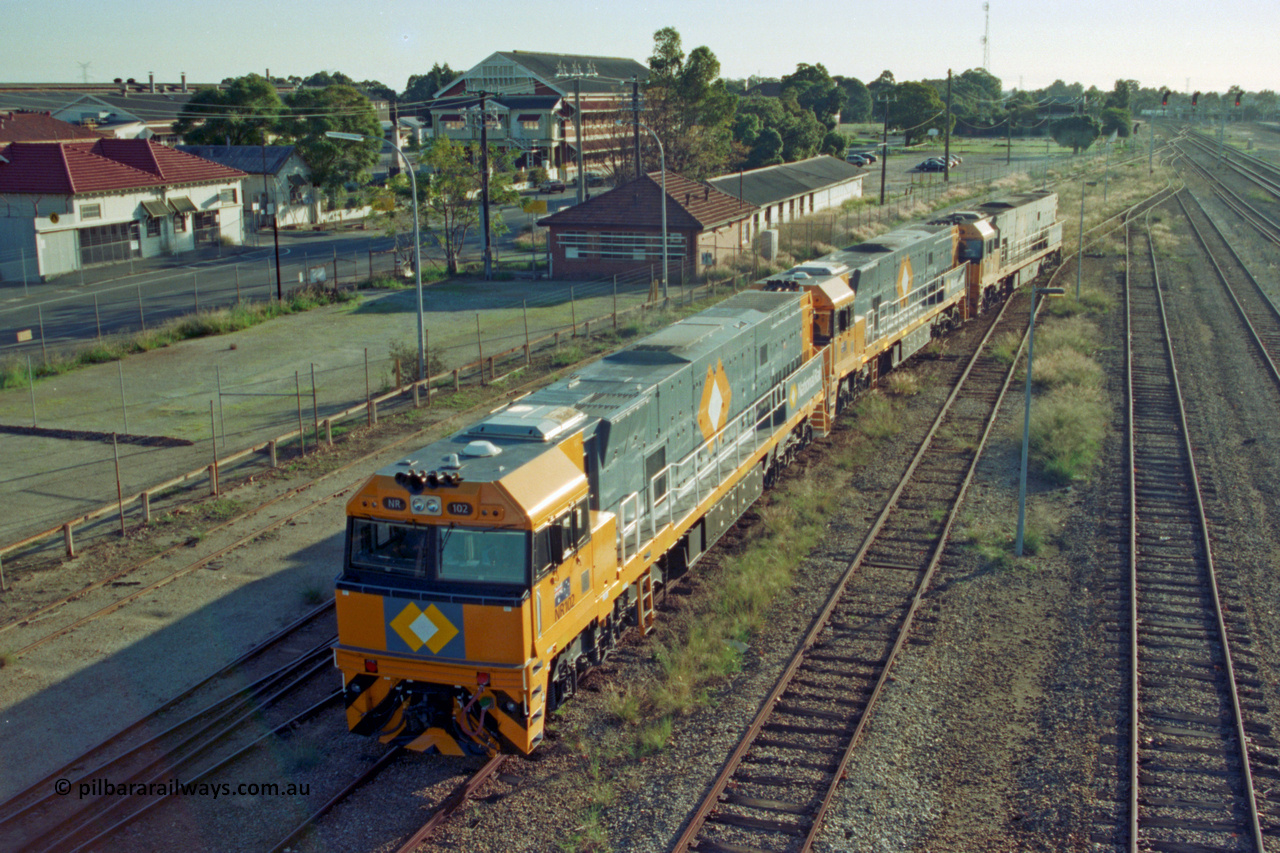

1235,92,1242,107
1192,91,1200,107
1161,90,1169,106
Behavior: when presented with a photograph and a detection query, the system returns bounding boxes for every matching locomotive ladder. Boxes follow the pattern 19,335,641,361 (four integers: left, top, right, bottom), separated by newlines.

672,287,1032,853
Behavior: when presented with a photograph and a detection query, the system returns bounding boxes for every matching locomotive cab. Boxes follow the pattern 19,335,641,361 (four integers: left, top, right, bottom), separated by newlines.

334,404,618,756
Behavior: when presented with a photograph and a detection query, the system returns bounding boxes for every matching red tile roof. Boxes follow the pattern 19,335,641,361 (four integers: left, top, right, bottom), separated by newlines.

0,138,245,195
0,111,107,143
539,171,757,231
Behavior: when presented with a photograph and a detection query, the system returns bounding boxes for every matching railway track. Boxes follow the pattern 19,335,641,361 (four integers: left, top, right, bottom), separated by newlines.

670,285,1032,853
1116,207,1268,852
1175,190,1280,389
0,606,338,852
1174,135,1280,245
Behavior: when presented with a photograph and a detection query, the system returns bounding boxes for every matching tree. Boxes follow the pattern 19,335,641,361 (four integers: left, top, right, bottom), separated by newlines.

1104,79,1132,111
402,63,456,113
172,74,283,145
834,76,872,123
867,70,896,101
302,70,355,88
418,137,519,275
1100,106,1131,138
281,85,383,194
1051,115,1101,154
359,80,397,102
748,128,784,168
780,63,844,128
949,68,1005,125
733,95,827,166
642,27,736,179
820,130,846,156
889,82,949,146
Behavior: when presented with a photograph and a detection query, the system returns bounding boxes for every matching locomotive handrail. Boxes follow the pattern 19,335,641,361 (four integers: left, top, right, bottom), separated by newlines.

615,355,822,566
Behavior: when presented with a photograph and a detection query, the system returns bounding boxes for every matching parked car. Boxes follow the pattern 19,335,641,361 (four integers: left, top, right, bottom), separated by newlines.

859,151,877,163
584,172,606,187
538,179,567,193
845,153,868,166
916,159,946,172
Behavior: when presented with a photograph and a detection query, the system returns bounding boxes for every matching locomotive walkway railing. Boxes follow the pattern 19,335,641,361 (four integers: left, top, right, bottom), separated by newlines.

616,355,821,564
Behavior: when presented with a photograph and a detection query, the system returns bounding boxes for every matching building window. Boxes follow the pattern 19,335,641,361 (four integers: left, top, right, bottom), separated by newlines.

146,217,162,237
559,230,685,261
173,214,186,233
219,188,237,205
79,221,140,265
80,203,102,221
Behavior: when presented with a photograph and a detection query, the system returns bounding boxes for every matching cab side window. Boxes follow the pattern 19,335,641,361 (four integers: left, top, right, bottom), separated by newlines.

534,499,591,578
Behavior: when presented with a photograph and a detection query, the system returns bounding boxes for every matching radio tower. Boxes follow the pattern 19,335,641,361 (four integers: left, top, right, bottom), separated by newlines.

77,61,92,83
981,2,991,70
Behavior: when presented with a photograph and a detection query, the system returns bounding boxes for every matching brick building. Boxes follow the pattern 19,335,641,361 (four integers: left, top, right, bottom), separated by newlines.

538,171,758,280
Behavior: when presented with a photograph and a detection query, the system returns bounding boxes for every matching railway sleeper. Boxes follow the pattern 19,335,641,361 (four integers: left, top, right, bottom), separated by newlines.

720,791,814,816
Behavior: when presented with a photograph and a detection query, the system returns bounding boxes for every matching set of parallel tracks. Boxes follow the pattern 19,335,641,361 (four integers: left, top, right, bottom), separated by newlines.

1117,206,1272,852
0,603,338,852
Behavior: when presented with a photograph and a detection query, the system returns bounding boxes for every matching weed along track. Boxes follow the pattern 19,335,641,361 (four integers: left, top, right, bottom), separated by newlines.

671,287,1033,853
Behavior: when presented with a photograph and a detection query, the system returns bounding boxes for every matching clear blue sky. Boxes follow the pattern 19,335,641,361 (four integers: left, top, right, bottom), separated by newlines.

2,0,1275,95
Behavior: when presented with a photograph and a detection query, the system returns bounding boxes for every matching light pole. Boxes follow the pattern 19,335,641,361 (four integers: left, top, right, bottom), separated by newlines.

622,119,667,301
1016,286,1066,556
326,131,425,384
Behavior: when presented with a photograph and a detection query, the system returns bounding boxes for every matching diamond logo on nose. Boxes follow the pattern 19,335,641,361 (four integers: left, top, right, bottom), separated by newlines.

391,602,459,654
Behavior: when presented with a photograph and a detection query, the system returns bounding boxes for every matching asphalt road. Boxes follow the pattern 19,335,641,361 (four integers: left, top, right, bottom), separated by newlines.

0,188,575,362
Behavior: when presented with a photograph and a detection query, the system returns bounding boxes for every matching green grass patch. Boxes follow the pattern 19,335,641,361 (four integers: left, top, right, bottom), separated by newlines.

1032,346,1105,390
988,330,1023,366
886,370,921,397
0,286,358,390
1030,384,1108,484
552,344,586,367
634,716,674,757
851,391,900,439
201,498,245,521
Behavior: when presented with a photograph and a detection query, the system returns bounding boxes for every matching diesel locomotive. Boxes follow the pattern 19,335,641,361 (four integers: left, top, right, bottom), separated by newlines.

333,190,1063,756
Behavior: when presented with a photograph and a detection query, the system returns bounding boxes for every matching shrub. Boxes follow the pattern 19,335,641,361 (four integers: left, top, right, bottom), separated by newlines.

1029,384,1108,484
1032,347,1104,390
853,391,900,439
887,371,921,397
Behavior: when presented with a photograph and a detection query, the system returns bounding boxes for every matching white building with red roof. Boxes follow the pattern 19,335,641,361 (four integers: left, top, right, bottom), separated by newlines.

0,137,246,281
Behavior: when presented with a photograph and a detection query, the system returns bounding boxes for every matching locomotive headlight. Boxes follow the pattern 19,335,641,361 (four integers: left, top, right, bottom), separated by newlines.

410,496,442,515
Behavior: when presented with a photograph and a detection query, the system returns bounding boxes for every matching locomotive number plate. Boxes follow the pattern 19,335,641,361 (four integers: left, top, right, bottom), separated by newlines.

447,501,473,516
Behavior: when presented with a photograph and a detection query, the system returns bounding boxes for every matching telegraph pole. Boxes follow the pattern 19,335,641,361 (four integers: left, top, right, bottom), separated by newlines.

632,78,642,179
478,93,493,280
573,78,586,203
878,93,896,205
944,70,953,182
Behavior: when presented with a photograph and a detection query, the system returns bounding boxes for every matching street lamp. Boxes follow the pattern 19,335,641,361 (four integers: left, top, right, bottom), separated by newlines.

326,131,425,384
620,119,667,301
1016,285,1066,557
